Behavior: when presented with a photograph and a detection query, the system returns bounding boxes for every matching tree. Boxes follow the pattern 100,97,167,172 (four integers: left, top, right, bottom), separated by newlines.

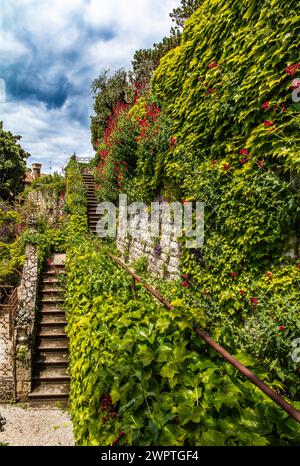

132,34,181,83
0,122,29,201
132,0,202,83
170,0,203,32
90,69,132,148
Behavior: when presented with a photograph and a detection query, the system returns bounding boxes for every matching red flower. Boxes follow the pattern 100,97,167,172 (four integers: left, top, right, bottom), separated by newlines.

47,259,54,266
169,136,177,147
279,325,287,332
290,78,300,90
183,274,189,280
211,160,218,166
239,148,249,156
230,272,238,278
223,163,231,171
263,120,274,127
240,289,247,296
258,160,265,169
285,63,300,76
208,62,218,69
183,281,190,288
250,297,259,307
208,88,216,93
262,100,270,110
240,158,248,165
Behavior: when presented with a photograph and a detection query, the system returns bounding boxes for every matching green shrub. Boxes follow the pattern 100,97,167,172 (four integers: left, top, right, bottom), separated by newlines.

65,239,300,446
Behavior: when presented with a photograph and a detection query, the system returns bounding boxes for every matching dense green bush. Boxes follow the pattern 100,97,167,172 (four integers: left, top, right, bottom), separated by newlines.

65,239,300,446
65,156,89,241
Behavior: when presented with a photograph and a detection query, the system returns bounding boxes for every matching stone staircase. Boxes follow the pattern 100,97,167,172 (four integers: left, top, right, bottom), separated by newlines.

82,172,99,235
29,254,69,406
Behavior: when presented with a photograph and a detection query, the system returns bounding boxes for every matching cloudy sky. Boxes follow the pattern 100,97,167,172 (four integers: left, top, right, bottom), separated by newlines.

0,0,178,173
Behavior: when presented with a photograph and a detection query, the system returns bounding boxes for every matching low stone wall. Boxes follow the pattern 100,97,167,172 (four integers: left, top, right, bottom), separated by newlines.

14,244,39,401
0,306,14,402
116,211,181,280
27,190,64,227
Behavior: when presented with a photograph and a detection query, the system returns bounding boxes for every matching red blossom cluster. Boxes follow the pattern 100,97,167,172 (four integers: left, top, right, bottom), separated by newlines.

208,62,218,69
261,100,270,110
263,120,274,128
169,136,177,148
290,78,300,90
285,63,300,76
100,394,117,424
250,297,258,308
114,161,128,190
134,80,148,100
135,102,161,142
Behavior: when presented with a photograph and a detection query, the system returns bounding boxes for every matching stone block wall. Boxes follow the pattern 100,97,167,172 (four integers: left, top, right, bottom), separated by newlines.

27,190,64,227
116,213,181,280
14,244,39,401
0,306,14,402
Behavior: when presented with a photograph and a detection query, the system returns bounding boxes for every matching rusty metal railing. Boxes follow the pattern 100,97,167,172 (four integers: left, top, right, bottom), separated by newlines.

108,253,300,424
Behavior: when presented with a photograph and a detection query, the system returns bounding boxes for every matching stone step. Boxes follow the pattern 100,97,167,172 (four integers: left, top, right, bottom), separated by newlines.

40,297,65,304
41,271,66,278
39,286,64,293
38,331,68,339
40,305,64,313
37,324,67,336
43,265,65,272
33,366,69,378
29,383,70,400
41,277,62,284
38,339,68,351
40,314,67,324
37,348,69,359
34,353,68,365
40,307,65,314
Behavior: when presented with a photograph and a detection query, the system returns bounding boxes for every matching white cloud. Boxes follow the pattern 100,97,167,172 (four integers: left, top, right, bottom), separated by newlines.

0,99,94,173
0,0,179,172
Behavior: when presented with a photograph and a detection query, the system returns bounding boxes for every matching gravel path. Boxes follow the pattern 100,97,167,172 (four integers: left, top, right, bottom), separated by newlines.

0,404,74,446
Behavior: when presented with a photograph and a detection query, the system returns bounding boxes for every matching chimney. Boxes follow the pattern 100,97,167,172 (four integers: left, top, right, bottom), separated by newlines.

32,163,42,180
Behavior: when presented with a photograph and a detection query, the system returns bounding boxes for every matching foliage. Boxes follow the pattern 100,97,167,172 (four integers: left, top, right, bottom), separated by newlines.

93,103,138,203
170,0,203,32
65,239,300,446
30,172,66,200
132,0,202,83
153,0,300,171
65,155,89,241
91,70,132,148
0,122,29,201
93,95,171,203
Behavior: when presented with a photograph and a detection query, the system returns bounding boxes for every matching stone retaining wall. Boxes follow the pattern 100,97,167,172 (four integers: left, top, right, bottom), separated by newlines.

116,210,181,280
0,305,14,402
14,244,39,401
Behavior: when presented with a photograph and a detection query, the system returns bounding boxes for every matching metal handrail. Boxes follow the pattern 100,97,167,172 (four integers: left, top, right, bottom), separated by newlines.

108,253,300,424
